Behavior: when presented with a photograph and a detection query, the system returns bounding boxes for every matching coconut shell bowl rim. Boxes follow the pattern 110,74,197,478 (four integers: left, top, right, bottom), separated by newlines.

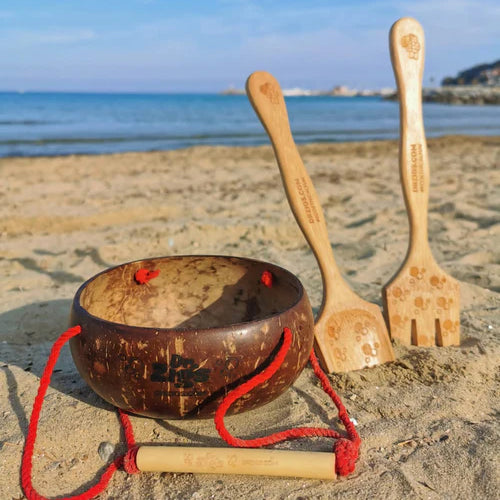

72,254,307,334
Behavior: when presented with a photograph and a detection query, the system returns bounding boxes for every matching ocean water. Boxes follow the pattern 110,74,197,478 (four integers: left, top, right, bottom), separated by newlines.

0,92,499,157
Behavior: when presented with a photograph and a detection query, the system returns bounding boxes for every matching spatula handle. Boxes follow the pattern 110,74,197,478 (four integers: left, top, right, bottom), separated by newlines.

246,71,352,298
390,18,431,257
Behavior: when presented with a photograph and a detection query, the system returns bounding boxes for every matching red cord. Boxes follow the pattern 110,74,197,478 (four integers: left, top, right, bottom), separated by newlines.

214,327,360,476
22,289,360,498
21,327,138,500
134,268,160,284
260,270,273,288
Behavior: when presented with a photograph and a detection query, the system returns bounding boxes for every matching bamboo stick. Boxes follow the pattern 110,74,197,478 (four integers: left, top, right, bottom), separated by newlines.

136,446,336,480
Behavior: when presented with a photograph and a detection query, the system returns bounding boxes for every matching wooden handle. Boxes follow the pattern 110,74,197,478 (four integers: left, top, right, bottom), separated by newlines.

136,446,336,480
390,18,431,256
246,71,354,301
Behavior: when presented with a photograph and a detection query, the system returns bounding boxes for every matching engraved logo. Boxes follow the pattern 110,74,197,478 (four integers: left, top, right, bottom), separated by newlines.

430,275,446,289
437,296,453,313
118,354,145,380
151,354,210,388
400,33,420,59
409,144,424,193
391,314,408,328
259,82,280,104
392,286,410,301
333,347,347,362
362,342,380,364
295,177,320,224
414,296,430,312
215,356,240,374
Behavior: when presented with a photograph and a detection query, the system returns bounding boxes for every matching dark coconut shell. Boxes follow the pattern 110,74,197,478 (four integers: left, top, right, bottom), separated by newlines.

69,255,314,419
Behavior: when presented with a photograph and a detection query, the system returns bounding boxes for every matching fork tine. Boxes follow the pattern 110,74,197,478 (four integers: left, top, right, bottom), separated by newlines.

413,315,435,346
435,318,444,346
385,288,460,347
384,300,411,345
435,315,460,346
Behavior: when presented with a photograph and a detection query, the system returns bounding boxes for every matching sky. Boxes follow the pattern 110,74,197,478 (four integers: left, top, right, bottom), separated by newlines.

0,0,499,92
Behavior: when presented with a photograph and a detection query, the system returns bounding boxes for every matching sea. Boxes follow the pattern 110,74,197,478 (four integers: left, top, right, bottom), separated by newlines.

0,92,499,157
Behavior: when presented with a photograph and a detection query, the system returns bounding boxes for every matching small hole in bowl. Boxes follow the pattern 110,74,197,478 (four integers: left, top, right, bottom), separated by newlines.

79,256,301,329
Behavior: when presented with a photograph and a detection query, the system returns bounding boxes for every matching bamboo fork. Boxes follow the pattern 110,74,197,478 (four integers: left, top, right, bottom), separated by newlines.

382,17,460,346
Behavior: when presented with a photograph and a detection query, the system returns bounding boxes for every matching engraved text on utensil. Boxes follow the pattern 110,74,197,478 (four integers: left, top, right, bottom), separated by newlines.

410,143,424,192
183,451,277,470
400,33,420,59
295,177,320,224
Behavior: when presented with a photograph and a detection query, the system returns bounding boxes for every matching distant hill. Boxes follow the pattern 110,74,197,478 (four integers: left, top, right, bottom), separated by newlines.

442,60,500,86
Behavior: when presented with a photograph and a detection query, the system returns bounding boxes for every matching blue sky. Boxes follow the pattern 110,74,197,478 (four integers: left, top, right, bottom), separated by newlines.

1,0,499,92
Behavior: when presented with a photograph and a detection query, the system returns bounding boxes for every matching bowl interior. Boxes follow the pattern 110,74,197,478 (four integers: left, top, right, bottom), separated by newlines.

78,256,302,329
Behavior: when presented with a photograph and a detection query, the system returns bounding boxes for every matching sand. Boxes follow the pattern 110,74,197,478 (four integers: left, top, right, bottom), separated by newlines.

0,135,499,499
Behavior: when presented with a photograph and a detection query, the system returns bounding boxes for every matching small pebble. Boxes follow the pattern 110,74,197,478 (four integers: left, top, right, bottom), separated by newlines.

351,418,358,426
98,441,114,462
46,461,62,471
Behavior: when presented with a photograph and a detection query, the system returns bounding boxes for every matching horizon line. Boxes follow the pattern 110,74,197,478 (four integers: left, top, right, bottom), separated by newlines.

0,89,227,95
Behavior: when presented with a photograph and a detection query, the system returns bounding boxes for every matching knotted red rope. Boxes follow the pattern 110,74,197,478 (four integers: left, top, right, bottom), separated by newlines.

21,326,139,500
134,268,160,285
260,270,273,288
21,270,360,499
214,327,360,476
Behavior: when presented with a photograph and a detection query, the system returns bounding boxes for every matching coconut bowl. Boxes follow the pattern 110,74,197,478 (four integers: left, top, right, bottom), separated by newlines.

69,255,314,419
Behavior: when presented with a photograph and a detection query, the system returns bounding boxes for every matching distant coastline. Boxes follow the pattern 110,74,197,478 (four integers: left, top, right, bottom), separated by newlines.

220,85,395,98
222,60,500,105
220,85,500,105
384,86,500,105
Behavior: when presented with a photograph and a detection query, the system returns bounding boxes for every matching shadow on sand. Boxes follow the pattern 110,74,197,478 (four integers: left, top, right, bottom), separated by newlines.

0,300,113,438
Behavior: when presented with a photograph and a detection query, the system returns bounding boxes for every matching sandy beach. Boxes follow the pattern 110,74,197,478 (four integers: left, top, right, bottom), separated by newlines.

0,135,499,499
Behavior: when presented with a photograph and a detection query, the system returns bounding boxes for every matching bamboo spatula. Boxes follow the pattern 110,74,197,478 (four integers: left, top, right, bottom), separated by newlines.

382,17,460,346
246,71,394,372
